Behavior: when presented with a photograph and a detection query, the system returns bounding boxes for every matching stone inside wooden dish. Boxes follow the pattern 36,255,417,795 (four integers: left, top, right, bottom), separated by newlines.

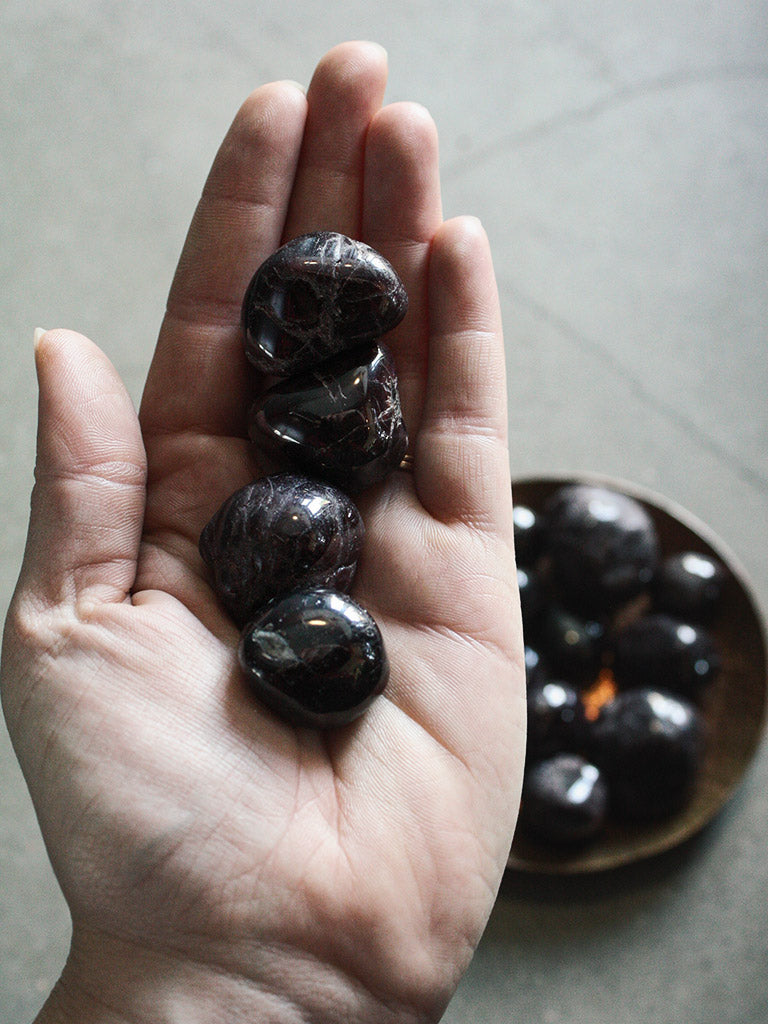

507,474,768,875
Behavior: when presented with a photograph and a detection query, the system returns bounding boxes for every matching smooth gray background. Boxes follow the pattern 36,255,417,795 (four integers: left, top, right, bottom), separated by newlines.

2,2,767,1021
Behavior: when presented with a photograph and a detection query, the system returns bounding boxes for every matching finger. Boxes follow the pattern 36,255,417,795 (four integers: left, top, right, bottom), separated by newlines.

282,40,388,240
414,217,512,531
362,101,442,437
18,329,146,609
140,80,308,441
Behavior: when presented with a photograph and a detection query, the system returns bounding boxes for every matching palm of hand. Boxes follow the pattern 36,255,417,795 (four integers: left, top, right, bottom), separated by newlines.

2,43,525,1022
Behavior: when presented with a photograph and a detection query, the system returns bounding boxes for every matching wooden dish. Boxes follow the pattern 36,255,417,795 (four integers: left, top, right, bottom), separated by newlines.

507,474,768,874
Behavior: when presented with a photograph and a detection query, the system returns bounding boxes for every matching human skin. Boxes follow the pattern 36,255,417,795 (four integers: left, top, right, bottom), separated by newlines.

1,41,526,1024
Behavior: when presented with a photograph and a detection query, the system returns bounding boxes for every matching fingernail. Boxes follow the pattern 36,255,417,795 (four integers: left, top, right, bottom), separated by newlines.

281,79,306,95
368,41,388,63
33,327,47,351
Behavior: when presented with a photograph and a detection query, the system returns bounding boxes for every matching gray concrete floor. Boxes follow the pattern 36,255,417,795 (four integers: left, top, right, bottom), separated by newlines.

2,2,767,1021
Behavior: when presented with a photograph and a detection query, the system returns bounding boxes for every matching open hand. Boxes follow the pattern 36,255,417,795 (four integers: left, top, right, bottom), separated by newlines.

2,41,525,1024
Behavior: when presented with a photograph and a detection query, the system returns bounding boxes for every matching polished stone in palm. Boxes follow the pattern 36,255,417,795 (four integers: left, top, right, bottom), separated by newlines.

239,588,389,727
248,342,408,492
199,473,364,627
242,231,408,377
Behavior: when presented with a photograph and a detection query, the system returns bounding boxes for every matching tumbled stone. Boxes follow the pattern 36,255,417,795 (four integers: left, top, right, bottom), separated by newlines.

589,688,704,820
544,484,660,612
526,680,588,762
520,754,609,845
654,551,726,621
199,473,364,626
239,588,389,727
611,613,720,699
248,343,408,492
242,231,408,377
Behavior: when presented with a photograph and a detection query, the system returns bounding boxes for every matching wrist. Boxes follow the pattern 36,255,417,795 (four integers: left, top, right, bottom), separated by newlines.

33,930,309,1024
33,926,430,1024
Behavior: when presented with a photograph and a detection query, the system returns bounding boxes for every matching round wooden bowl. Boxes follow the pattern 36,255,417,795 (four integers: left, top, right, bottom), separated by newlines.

507,474,768,874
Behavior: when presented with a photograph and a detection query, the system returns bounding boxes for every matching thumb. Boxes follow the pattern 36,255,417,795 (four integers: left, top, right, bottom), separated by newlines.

19,328,146,608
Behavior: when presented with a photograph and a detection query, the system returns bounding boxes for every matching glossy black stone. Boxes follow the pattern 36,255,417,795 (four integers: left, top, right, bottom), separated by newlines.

655,551,727,621
248,343,408,492
239,589,389,727
242,232,408,377
520,754,609,845
526,679,587,761
518,565,546,631
544,484,660,612
540,605,605,681
512,503,543,565
589,687,705,819
611,613,720,699
199,474,364,627
524,644,549,689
